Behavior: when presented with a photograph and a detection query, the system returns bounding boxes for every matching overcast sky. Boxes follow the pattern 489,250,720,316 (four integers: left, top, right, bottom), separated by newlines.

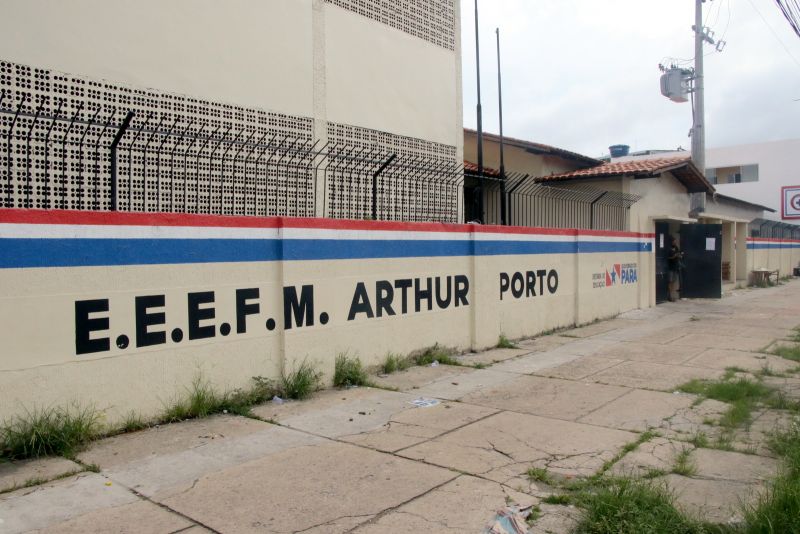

461,0,800,158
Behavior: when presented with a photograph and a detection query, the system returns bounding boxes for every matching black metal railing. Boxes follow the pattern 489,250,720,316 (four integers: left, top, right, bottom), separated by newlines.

1,91,463,222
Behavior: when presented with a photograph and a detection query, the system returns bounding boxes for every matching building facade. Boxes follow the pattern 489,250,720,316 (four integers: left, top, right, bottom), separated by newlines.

0,0,464,222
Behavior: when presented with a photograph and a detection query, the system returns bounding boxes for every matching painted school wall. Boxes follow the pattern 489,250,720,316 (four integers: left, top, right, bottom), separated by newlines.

0,209,652,424
747,237,800,280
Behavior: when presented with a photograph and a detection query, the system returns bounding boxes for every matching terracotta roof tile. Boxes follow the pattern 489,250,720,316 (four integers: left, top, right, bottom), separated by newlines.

463,160,501,177
536,156,715,194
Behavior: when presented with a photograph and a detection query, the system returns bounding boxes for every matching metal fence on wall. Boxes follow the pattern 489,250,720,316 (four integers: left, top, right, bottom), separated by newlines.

750,218,800,239
476,172,641,231
0,90,463,222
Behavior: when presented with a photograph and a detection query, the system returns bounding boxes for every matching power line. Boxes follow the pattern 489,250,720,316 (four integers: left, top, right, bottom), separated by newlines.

746,0,800,69
773,0,800,38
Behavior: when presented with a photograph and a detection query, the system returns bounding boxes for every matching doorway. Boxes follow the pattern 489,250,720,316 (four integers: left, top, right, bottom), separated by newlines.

680,223,723,299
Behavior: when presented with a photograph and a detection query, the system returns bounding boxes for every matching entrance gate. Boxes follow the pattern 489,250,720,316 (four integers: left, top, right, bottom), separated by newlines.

680,223,722,299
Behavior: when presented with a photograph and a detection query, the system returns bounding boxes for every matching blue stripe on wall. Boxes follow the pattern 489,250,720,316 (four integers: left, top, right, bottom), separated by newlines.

0,238,651,268
747,243,800,250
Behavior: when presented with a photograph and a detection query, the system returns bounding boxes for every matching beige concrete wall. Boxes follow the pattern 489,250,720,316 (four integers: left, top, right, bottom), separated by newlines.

0,213,652,425
746,238,800,281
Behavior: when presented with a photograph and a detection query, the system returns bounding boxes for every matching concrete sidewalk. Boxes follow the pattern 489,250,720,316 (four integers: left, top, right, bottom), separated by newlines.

2,282,800,533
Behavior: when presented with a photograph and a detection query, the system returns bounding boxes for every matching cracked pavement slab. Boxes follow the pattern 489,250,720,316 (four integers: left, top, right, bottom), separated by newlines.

352,474,536,533
158,440,456,534
0,457,82,494
460,375,630,421
684,348,795,372
592,341,705,365
589,360,724,391
577,389,696,432
532,355,624,380
399,411,636,482
341,400,498,453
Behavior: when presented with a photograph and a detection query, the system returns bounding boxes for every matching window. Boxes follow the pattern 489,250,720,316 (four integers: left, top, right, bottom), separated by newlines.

705,164,758,184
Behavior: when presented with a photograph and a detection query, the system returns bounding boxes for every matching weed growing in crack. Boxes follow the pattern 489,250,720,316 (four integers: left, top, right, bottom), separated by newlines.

381,353,412,374
771,343,800,362
280,360,323,400
541,494,572,505
678,377,780,431
161,375,282,423
672,448,697,477
0,404,100,460
412,344,461,366
496,334,517,349
689,432,709,448
333,353,371,388
527,467,556,485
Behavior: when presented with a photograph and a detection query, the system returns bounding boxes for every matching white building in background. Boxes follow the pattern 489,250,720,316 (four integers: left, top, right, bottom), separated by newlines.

705,139,799,221
606,139,800,222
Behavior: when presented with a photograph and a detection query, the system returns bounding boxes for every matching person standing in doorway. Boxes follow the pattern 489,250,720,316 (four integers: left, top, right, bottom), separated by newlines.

667,236,683,302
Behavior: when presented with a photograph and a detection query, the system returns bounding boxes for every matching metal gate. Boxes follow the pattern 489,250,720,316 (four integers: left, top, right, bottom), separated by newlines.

680,223,722,299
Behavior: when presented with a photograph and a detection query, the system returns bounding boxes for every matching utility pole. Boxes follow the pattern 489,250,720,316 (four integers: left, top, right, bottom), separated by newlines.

474,0,484,223
692,0,706,174
496,27,506,225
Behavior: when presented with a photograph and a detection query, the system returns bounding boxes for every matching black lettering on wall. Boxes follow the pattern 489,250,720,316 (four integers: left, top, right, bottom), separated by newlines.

435,276,452,309
135,295,166,348
188,291,216,340
394,279,412,314
347,282,374,321
236,288,260,334
499,272,509,300
511,272,524,299
75,299,110,355
455,275,470,306
414,277,433,312
547,269,559,294
537,269,547,296
526,271,537,297
284,285,315,329
375,281,396,318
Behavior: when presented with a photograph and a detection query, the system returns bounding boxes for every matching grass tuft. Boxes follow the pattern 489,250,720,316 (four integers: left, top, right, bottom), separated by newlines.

333,353,370,388
413,343,461,366
0,405,100,460
280,360,323,400
573,478,710,534
496,334,518,349
771,343,800,362
542,494,572,505
162,375,281,422
672,447,697,477
527,467,556,485
381,353,411,374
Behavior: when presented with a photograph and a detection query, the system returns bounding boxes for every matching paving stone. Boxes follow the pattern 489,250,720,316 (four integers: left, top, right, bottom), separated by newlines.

609,437,687,477
78,414,275,470
353,475,536,533
159,441,456,534
0,457,82,494
669,333,773,352
515,335,575,352
489,352,583,375
259,388,419,439
665,474,761,524
81,419,324,499
692,448,778,483
400,411,636,483
593,342,704,365
456,347,532,366
761,375,800,400
659,398,730,439
341,401,497,453
560,319,637,339
0,473,138,533
31,500,193,534
545,338,621,357
533,356,624,380
684,348,794,372
734,410,798,455
686,322,791,340
410,369,514,401
578,389,695,432
634,328,688,344
529,503,581,534
589,361,723,391
460,375,629,421
368,365,473,392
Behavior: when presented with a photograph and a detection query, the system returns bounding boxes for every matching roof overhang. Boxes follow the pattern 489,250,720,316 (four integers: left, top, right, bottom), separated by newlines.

651,215,698,223
697,212,750,224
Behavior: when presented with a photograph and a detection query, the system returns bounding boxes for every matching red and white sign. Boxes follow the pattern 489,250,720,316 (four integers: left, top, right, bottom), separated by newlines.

782,186,800,220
